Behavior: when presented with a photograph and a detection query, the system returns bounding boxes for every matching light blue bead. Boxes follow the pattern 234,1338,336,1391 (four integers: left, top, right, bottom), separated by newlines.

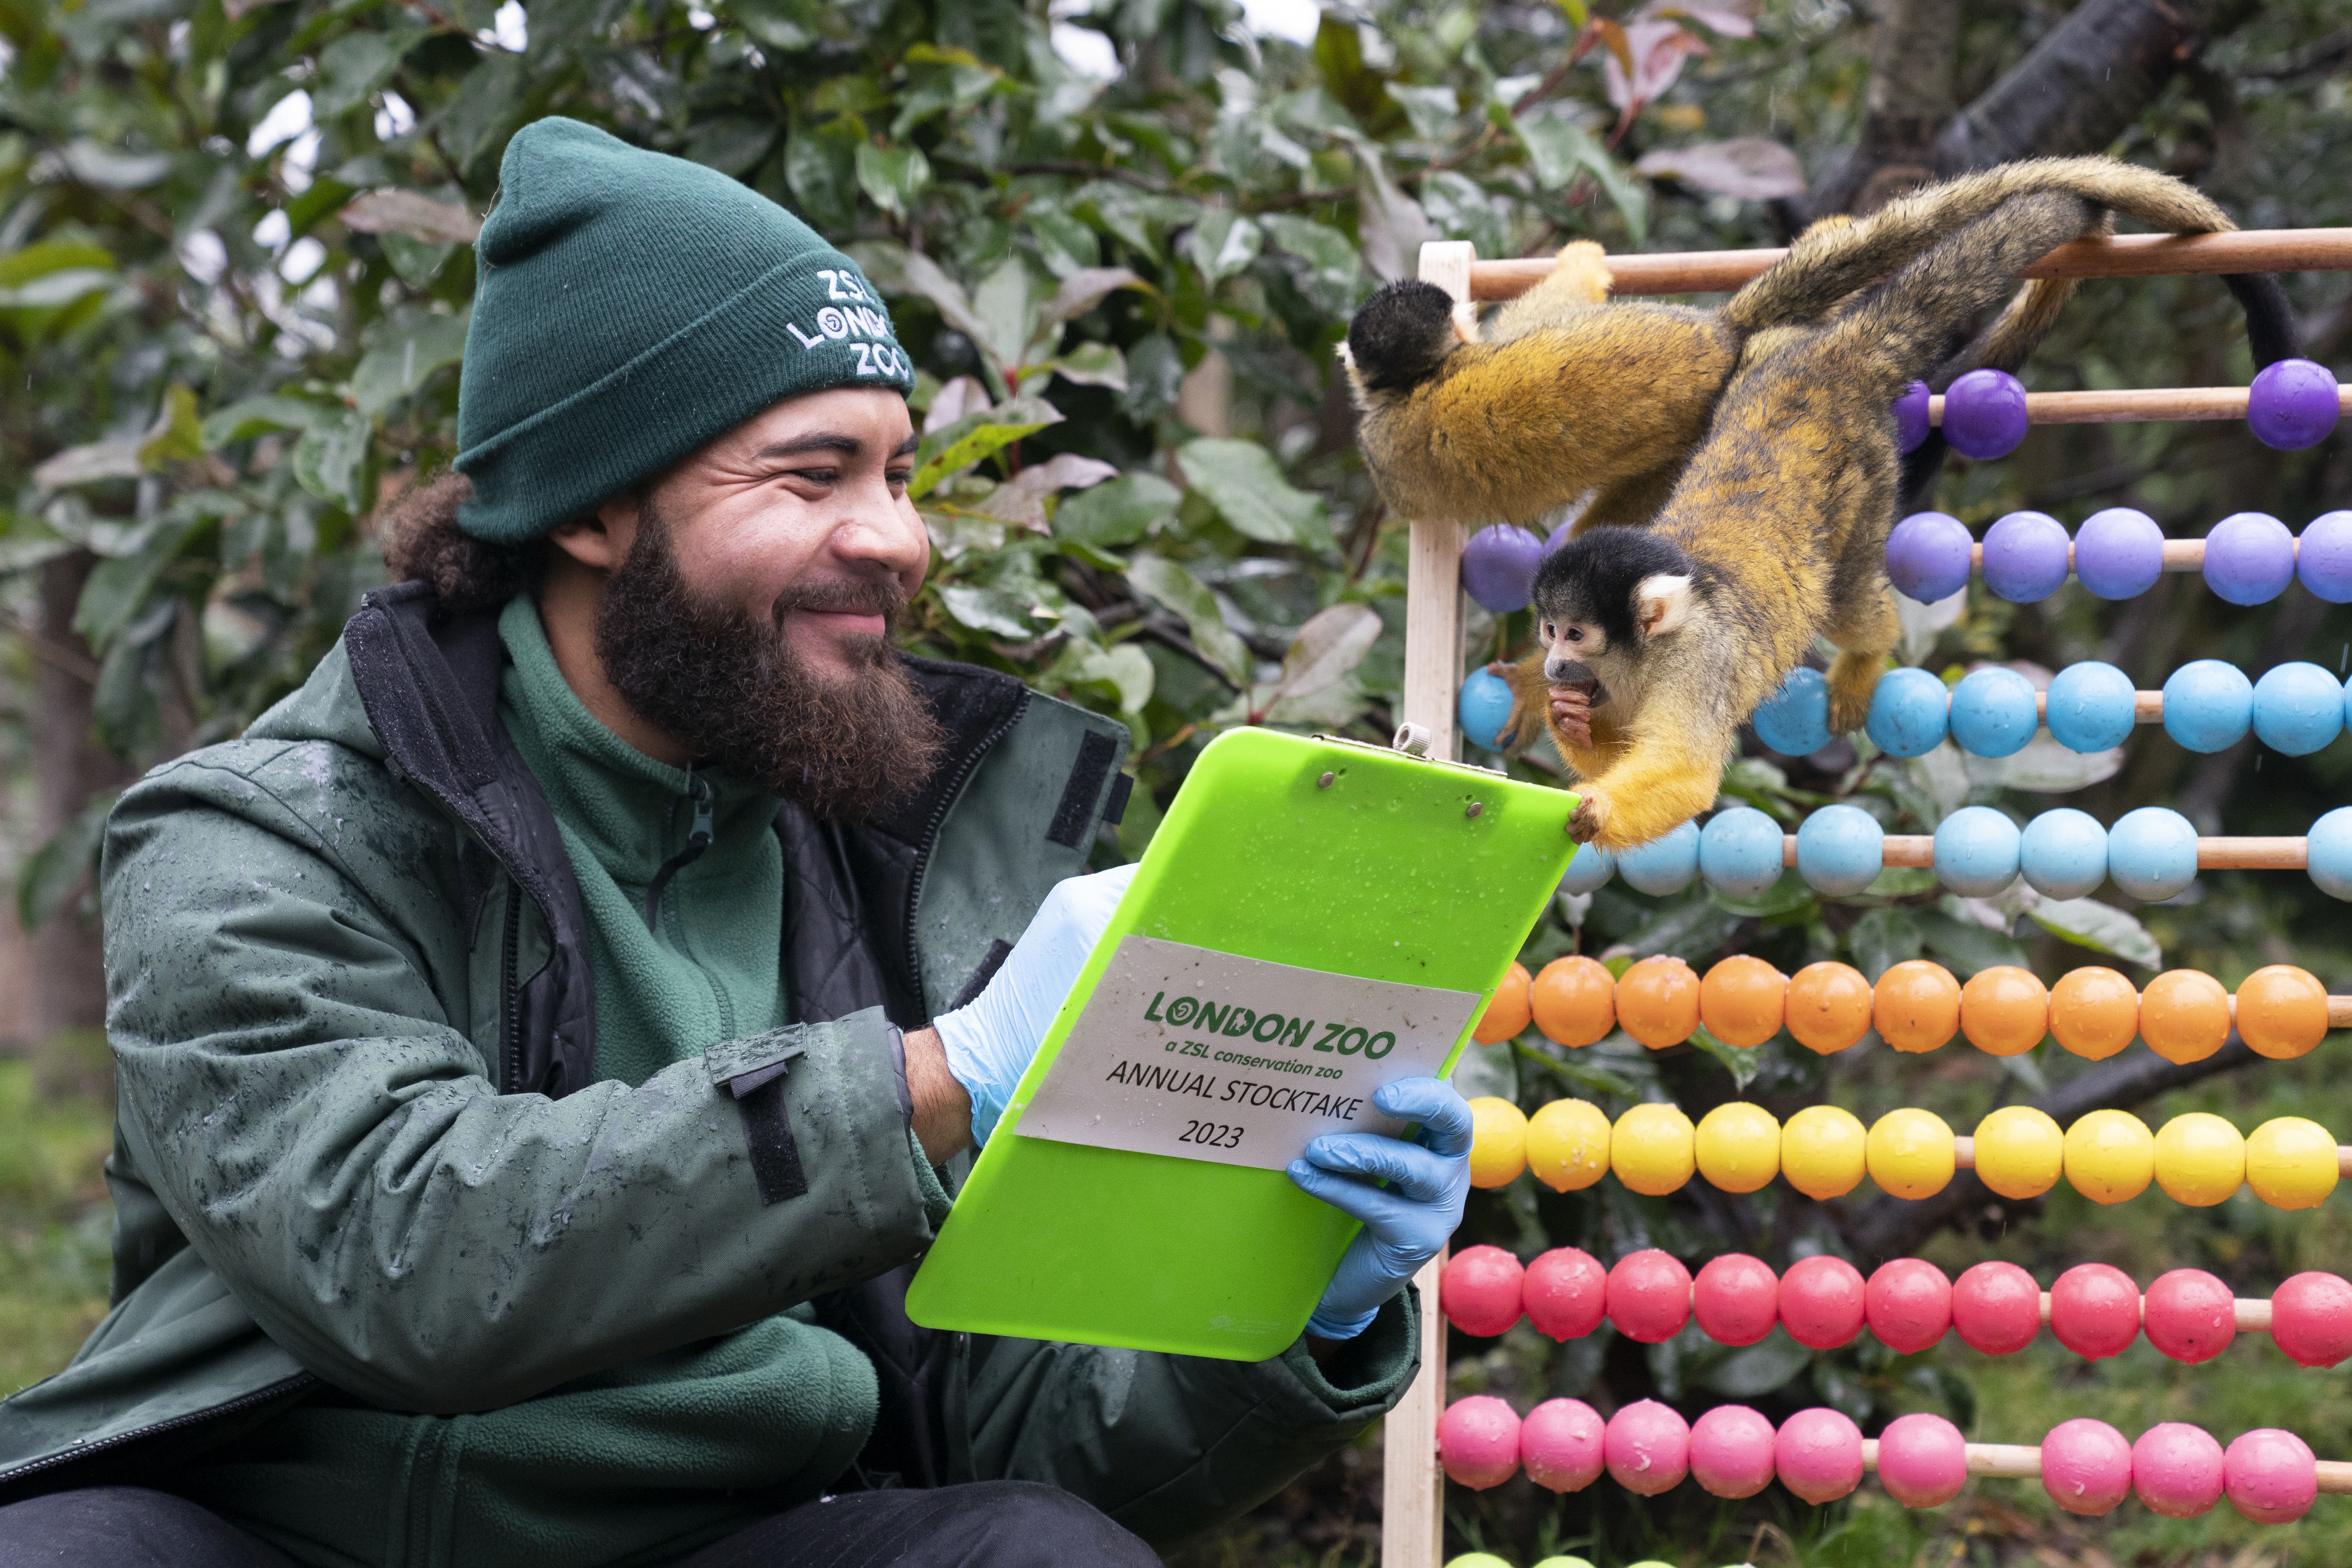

2161,659,2254,753
1617,819,1702,896
1559,842,1615,894
1866,667,1951,758
2044,662,2136,753
1933,806,2022,895
1947,666,2040,758
1753,666,1832,756
2107,806,2198,902
2019,808,2109,899
2310,806,2352,900
1700,807,1786,900
2252,662,2345,756
1458,667,1516,753
1796,804,1885,897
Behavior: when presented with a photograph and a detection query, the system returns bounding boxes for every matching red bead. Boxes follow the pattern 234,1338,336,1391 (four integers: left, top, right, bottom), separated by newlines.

1440,1245,1527,1338
2225,1428,2318,1524
1522,1247,1608,1342
2141,1267,2235,1364
1692,1254,1779,1347
1951,1261,2040,1355
1603,1399,1691,1496
1687,1404,1776,1499
1606,1249,1693,1345
1864,1259,1952,1355
2042,1416,2133,1515
1520,1397,1605,1492
1438,1396,1523,1489
1779,1254,1865,1349
2049,1262,2140,1360
2271,1271,2352,1368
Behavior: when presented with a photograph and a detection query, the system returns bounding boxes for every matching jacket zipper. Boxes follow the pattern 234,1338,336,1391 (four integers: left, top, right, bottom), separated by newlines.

899,694,1030,1006
499,888,522,1095
0,1373,315,1491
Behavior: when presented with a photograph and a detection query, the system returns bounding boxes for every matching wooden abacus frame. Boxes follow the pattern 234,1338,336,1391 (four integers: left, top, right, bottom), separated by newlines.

1380,225,2352,1568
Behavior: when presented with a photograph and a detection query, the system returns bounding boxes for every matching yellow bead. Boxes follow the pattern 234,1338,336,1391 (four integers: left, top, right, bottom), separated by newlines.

1973,1106,2064,1200
1526,1098,1612,1192
2245,1116,2340,1211
1466,1097,1529,1189
1866,1108,1956,1199
1611,1103,1696,1196
1780,1105,1867,1200
2063,1109,2155,1205
1695,1102,1781,1194
2152,1112,2246,1208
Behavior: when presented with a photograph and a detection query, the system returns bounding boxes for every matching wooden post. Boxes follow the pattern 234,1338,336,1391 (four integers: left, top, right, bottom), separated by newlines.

1380,238,1474,1568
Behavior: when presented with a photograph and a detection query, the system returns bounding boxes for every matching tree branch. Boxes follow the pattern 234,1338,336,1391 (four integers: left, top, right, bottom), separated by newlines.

1810,0,1961,215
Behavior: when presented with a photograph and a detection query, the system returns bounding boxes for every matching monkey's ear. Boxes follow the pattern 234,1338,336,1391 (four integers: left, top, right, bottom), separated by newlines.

1634,574,1694,639
1451,298,1479,344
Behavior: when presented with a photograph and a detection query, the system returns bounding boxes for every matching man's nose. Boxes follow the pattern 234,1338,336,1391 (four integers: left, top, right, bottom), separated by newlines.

828,474,930,580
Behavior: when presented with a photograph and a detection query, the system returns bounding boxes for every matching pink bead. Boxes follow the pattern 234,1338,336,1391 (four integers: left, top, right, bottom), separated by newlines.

1688,1404,1776,1499
1876,1412,1967,1508
1604,1399,1691,1496
1520,1398,1605,1493
2040,1417,2133,1516
2225,1428,2318,1525
1607,1249,1693,1345
1440,1245,1527,1338
1775,1407,1864,1503
1523,1247,1608,1342
1864,1259,1953,1355
2142,1268,2235,1364
1780,1255,1866,1349
2131,1422,2224,1519
1437,1395,1523,1489
1693,1254,1779,1347
2271,1271,2352,1368
2049,1263,2140,1360
1952,1261,2041,1355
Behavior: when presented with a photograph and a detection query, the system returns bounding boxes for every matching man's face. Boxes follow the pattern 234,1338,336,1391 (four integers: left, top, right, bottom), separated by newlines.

642,386,929,685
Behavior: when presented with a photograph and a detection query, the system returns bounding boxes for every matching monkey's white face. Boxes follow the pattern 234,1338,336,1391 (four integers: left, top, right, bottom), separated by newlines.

1533,573,1695,747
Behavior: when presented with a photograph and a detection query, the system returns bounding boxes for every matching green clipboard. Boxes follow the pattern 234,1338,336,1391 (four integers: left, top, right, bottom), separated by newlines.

905,726,1577,1361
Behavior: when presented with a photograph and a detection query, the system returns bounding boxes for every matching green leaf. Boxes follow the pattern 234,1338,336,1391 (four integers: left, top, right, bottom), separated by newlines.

1385,83,1462,142
74,511,208,651
1186,210,1262,287
1848,906,1923,981
1512,109,1648,244
1914,907,2030,978
908,398,1062,499
0,240,115,287
1127,553,1250,688
201,395,323,449
1176,438,1328,548
938,584,1041,639
1255,603,1380,713
1259,213,1367,314
1628,900,1742,962
1078,642,1155,714
136,385,204,469
1046,340,1127,391
1685,1024,1759,1090
685,116,780,177
312,27,427,119
1054,473,1179,548
350,309,471,416
16,793,115,932
782,117,863,231
2030,898,2162,969
854,141,931,220
1696,1327,1810,1398
291,408,374,511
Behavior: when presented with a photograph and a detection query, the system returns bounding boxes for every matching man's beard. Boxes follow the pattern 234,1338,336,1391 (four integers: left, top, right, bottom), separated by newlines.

593,501,946,821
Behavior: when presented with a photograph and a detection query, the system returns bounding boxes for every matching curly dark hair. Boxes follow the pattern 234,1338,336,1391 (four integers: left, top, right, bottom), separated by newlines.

376,472,548,614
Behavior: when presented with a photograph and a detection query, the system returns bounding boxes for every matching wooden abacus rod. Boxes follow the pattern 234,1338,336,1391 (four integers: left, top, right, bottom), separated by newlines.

1468,227,2352,301
1776,833,2311,871
1852,1440,2352,1490
1946,1135,2352,1178
1643,1280,2294,1331
1926,385,2350,426
1966,539,2284,571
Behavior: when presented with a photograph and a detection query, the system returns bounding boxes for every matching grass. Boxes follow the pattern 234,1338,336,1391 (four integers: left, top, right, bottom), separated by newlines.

0,1043,117,1397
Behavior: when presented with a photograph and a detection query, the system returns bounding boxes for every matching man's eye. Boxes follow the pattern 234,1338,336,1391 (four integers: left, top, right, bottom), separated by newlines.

886,469,912,488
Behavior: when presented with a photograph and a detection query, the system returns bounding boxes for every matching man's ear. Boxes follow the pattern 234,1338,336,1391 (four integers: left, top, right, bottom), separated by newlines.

548,498,632,572
1634,574,1694,639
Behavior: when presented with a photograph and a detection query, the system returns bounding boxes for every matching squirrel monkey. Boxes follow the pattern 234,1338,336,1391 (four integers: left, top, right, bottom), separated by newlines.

1341,156,2290,535
1530,191,2140,851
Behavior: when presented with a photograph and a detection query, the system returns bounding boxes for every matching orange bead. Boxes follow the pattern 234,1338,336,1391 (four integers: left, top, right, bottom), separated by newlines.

1531,955,1616,1048
1615,956,1700,1049
1472,961,1534,1044
2237,965,2330,1060
2139,970,2231,1065
1959,965,2048,1057
1699,955,1787,1048
1786,961,1874,1055
1873,960,1961,1053
2048,967,2139,1061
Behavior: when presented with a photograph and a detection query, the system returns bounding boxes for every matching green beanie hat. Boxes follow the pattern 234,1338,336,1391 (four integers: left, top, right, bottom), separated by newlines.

454,116,913,543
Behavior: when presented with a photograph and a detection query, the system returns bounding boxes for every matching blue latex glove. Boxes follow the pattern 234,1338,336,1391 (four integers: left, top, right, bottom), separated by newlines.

1287,1076,1473,1341
935,862,1138,1147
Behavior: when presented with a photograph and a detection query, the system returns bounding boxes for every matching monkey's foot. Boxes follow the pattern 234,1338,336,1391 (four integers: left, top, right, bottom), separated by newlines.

1566,790,1607,845
1825,654,1888,734
1552,241,1614,304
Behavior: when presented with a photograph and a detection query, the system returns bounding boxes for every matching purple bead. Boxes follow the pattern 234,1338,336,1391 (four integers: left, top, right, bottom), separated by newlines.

1894,381,1930,455
1982,510,2071,602
1886,511,1973,603
1944,368,2029,460
1544,520,1572,555
2298,511,2352,603
2073,507,2163,600
2248,358,2340,452
1461,524,1544,612
2203,512,2296,606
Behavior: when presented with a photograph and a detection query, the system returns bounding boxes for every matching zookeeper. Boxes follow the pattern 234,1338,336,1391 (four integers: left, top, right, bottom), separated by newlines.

0,117,1471,1568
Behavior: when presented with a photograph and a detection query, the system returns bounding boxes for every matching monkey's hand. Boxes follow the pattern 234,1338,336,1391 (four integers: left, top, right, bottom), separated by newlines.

1566,789,1607,845
1488,655,1553,753
1548,684,1596,750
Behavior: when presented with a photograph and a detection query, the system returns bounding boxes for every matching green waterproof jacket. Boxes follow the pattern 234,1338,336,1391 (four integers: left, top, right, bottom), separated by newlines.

0,584,1417,1558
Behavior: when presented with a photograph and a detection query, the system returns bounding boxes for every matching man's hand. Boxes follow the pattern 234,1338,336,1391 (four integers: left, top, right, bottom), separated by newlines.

1286,1077,1472,1341
931,862,1138,1149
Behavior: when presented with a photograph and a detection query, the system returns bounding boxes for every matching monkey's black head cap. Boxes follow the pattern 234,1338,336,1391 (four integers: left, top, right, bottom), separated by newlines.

1532,527,1696,648
1346,280,1458,393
